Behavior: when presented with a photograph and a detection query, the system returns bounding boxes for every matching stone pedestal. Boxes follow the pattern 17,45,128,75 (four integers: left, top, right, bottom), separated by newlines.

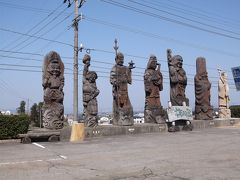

219,108,231,118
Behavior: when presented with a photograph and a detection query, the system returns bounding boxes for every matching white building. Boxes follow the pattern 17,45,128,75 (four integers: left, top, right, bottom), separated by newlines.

0,110,11,115
134,117,144,124
99,116,111,125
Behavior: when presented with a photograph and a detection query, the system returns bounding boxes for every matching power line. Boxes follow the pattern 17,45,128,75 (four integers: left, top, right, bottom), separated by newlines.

0,67,236,89
0,48,234,74
0,49,43,56
85,16,240,58
33,28,70,55
0,67,42,73
100,0,240,41
0,61,235,84
0,54,73,66
14,13,74,52
162,0,240,26
129,0,240,37
83,47,233,73
0,58,234,81
0,76,33,102
0,1,51,14
0,49,72,61
0,63,41,68
1,2,64,50
0,28,73,47
0,54,41,62
148,0,240,30
10,6,71,51
0,63,73,71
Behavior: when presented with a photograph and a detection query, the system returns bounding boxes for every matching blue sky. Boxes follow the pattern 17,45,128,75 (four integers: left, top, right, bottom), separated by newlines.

0,0,240,114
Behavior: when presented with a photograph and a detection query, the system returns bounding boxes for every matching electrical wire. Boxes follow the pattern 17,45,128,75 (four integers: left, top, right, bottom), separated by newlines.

0,76,33,102
128,0,240,36
7,7,72,52
0,66,237,89
0,1,51,14
161,0,240,26
0,62,236,85
100,0,240,41
0,48,234,75
0,28,73,47
14,12,74,52
1,2,64,50
147,0,240,30
85,16,240,58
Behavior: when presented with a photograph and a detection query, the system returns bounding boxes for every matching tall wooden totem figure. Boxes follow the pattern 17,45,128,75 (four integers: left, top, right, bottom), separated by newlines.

144,55,165,123
42,51,64,129
194,57,213,120
110,39,134,126
218,70,231,118
167,49,189,106
82,54,99,127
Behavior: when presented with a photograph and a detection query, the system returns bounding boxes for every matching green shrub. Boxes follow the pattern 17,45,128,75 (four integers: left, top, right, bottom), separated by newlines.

0,115,30,140
230,105,240,118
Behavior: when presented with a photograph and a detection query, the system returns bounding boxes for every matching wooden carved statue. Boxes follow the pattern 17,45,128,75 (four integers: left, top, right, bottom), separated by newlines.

82,54,99,127
42,51,64,129
144,55,165,123
194,57,213,120
110,52,134,126
218,70,231,118
167,49,189,106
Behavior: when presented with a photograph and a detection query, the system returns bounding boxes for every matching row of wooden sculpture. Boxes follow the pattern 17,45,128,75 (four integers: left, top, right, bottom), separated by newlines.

41,49,231,129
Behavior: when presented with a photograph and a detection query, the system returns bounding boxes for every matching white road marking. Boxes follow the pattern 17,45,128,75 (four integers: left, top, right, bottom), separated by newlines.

48,158,63,161
32,142,46,149
58,155,67,159
0,158,63,166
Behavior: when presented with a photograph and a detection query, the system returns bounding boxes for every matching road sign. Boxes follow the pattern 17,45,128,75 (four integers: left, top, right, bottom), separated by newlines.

231,66,240,91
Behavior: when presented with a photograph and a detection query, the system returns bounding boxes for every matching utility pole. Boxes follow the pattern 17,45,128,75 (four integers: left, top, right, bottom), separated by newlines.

39,106,42,128
27,98,29,115
64,0,84,122
73,0,79,123
65,0,86,142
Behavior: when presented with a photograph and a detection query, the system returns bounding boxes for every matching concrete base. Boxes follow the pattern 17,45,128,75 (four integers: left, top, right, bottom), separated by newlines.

60,118,240,141
192,118,240,129
60,123,167,141
70,123,85,142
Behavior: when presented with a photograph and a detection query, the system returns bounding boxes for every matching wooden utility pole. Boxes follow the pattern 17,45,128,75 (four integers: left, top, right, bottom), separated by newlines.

73,0,79,123
64,0,84,122
65,0,86,142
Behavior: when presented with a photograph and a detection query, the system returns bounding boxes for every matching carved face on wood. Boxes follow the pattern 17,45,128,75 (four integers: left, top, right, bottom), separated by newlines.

83,54,91,65
147,55,157,70
221,72,227,81
115,52,124,66
48,62,61,77
43,51,64,78
171,55,183,69
86,71,98,83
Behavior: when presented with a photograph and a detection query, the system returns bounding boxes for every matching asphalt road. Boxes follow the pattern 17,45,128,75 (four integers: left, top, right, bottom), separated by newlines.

0,127,240,180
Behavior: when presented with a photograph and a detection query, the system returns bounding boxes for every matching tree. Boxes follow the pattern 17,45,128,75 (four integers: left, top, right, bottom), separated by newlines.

17,101,26,114
38,102,43,128
30,102,43,127
30,103,38,126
